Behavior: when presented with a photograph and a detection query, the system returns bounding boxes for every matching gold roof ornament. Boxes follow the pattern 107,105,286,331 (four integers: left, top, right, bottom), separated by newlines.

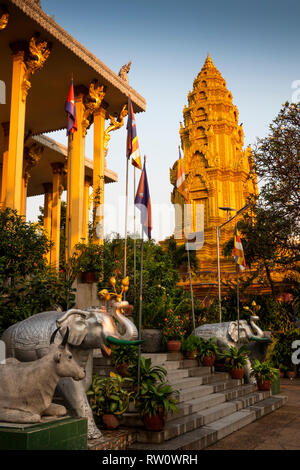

0,5,9,30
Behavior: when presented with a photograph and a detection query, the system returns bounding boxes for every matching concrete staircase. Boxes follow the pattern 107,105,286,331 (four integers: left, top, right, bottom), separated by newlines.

93,352,287,450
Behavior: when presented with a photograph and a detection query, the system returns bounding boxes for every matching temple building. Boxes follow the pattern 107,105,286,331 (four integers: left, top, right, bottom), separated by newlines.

0,0,146,270
170,54,258,296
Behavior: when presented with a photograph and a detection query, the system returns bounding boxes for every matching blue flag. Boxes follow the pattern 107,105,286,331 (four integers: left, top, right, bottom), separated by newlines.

135,161,152,239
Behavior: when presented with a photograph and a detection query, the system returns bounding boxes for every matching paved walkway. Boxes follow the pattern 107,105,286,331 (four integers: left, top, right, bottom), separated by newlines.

206,378,300,450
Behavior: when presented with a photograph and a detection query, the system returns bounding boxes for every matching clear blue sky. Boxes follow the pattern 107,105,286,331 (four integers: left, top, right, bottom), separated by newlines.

28,0,300,240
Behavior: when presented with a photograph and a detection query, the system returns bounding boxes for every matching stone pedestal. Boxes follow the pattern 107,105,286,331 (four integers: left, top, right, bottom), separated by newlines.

0,417,87,450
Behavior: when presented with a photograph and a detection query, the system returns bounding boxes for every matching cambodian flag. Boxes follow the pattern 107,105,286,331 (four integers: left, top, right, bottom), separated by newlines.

65,79,77,136
127,99,142,170
135,161,152,239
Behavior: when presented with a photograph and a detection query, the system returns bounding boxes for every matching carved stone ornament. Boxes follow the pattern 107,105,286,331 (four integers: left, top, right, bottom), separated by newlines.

21,35,51,101
118,60,131,83
104,104,128,155
0,6,9,30
23,143,44,185
82,80,106,136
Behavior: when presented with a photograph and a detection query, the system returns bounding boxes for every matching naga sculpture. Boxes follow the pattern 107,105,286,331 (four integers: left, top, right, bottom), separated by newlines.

1,302,141,439
194,314,271,384
0,328,85,424
118,60,131,83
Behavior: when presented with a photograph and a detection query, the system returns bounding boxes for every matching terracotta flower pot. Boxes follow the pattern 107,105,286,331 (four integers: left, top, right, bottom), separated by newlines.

279,371,285,378
201,354,215,367
167,340,182,353
142,410,167,431
83,271,98,283
102,414,120,430
287,370,297,379
230,368,245,380
185,350,198,359
257,379,272,391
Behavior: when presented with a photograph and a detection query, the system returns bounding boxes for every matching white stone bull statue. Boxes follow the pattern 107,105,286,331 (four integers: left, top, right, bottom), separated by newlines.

1,303,142,439
0,328,85,424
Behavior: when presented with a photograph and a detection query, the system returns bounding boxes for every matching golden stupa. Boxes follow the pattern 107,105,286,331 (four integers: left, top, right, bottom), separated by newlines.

169,54,258,296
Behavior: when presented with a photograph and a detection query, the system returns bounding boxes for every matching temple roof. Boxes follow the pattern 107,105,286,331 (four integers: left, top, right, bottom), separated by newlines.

27,134,118,197
197,53,223,80
0,0,146,137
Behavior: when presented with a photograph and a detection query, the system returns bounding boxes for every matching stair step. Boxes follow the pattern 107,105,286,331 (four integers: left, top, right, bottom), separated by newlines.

223,383,256,400
123,392,227,428
177,384,215,402
129,395,287,450
135,389,271,444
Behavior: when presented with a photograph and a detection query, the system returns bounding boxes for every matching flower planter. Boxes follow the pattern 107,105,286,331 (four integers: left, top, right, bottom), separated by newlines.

167,340,182,353
287,370,297,379
230,368,245,380
142,411,167,431
201,354,215,367
257,379,272,391
83,271,98,283
279,371,285,378
185,350,198,359
102,414,120,430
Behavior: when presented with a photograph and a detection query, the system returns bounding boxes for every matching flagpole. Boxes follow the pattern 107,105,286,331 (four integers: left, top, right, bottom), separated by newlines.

124,151,129,281
67,133,73,309
237,263,240,346
133,166,137,292
137,229,144,394
186,244,196,333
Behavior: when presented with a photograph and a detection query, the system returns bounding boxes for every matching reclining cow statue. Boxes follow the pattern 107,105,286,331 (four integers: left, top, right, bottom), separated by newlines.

1,301,141,440
0,328,85,424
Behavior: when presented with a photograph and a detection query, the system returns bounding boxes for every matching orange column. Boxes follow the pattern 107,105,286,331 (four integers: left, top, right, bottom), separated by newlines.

66,89,86,257
43,182,53,264
5,48,27,212
51,163,64,271
0,122,9,209
83,175,92,242
93,106,106,244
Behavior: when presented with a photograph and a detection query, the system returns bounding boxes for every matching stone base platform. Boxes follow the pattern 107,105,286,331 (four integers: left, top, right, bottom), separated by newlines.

0,417,87,450
88,428,137,450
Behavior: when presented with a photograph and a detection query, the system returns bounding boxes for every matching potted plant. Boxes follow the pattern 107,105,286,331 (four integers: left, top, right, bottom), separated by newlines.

198,337,219,367
181,335,203,359
87,372,134,430
110,345,138,377
286,365,297,380
220,345,250,379
279,364,288,378
71,242,103,283
127,356,167,388
250,359,279,391
135,382,178,431
162,309,186,352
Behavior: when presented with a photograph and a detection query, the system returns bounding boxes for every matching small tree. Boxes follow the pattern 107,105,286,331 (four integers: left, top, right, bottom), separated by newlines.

0,208,74,333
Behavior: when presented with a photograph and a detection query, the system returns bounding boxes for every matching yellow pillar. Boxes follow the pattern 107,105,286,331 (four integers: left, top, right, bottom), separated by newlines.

50,163,64,271
67,89,86,256
20,175,27,218
0,122,9,208
5,49,27,212
43,182,53,264
83,175,92,243
93,106,106,245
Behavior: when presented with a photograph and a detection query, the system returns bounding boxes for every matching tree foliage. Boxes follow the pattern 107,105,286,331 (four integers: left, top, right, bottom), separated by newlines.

0,208,74,334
